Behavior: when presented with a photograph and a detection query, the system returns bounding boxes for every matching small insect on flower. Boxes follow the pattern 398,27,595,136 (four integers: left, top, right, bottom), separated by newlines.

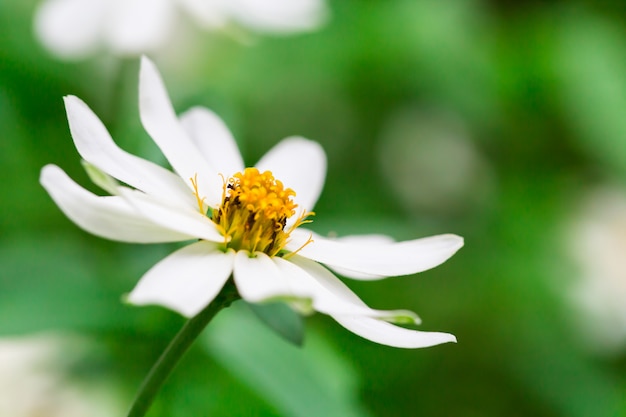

40,56,463,348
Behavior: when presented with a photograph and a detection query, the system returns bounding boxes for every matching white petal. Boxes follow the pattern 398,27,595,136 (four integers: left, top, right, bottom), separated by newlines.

139,56,223,205
333,234,395,245
280,255,420,323
64,95,196,208
224,0,328,33
177,0,228,29
325,235,396,279
326,268,385,280
34,0,105,58
179,107,244,176
105,0,173,54
287,230,464,279
233,251,311,303
256,137,326,212
127,241,235,317
332,315,457,349
40,165,193,243
118,187,224,242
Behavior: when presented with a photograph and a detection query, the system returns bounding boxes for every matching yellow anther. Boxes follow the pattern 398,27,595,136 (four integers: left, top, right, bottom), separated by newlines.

210,167,312,257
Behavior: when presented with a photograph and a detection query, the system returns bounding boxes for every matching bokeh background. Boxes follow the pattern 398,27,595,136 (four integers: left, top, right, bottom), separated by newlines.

2,0,626,416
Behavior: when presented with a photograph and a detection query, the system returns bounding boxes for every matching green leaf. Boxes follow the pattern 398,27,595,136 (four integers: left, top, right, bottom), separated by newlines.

82,160,120,195
245,300,305,347
204,303,372,417
0,234,117,334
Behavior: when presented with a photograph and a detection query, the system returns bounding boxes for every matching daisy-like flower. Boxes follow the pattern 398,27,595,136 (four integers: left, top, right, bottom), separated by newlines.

40,57,463,348
34,0,328,59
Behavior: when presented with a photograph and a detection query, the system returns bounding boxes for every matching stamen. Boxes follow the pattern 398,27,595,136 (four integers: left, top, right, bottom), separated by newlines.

190,174,206,214
283,233,314,260
210,167,310,257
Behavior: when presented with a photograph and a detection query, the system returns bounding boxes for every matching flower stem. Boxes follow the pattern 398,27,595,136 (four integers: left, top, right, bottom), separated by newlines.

126,281,239,417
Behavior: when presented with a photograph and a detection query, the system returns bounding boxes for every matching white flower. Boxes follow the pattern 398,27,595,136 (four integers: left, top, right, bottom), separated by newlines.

40,57,464,349
0,334,121,417
34,0,328,59
566,186,626,354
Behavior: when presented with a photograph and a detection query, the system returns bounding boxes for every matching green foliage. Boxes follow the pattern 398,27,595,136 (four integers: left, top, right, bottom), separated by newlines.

246,301,306,347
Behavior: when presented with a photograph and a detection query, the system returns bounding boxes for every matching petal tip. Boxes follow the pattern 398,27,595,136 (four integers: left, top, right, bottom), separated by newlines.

140,54,153,66
442,233,464,246
63,94,89,120
140,55,158,80
282,135,326,156
125,290,196,318
39,164,61,185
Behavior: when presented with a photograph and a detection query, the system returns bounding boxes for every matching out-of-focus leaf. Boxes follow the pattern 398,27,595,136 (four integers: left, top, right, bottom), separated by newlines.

246,300,305,347
204,303,371,417
0,234,123,334
552,10,626,176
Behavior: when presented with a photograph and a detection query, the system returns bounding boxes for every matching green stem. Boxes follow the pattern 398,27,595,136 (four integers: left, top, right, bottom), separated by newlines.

126,282,239,417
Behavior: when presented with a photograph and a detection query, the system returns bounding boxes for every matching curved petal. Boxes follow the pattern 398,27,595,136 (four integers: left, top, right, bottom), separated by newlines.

280,255,420,323
139,56,223,205
324,234,395,279
333,234,395,245
287,230,464,279
64,95,195,208
40,165,193,243
224,0,328,33
255,137,326,213
332,315,457,349
127,241,235,317
326,268,385,280
105,0,173,54
177,0,228,29
118,187,224,242
233,251,311,303
179,106,244,176
34,0,105,59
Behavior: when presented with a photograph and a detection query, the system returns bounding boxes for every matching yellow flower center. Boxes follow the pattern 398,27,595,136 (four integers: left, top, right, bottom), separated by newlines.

208,168,312,257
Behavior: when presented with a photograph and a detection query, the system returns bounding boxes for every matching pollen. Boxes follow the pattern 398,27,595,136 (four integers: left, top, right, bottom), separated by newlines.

210,168,312,256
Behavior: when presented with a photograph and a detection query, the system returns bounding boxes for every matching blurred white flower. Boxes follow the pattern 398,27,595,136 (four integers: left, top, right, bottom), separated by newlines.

378,106,494,216
40,57,463,349
0,334,120,417
566,186,626,354
34,0,328,59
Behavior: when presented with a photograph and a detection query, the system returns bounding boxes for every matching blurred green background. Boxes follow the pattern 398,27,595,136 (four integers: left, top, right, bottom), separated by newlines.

2,0,626,416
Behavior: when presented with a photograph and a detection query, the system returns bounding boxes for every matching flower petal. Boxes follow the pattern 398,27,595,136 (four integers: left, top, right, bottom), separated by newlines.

233,251,311,303
177,0,228,29
224,0,328,33
179,106,244,176
139,56,223,205
40,165,193,243
34,0,104,59
331,315,457,349
333,234,395,245
287,230,464,279
322,234,396,279
280,255,420,323
64,95,195,208
118,187,224,242
105,0,173,54
127,241,235,317
255,136,326,212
